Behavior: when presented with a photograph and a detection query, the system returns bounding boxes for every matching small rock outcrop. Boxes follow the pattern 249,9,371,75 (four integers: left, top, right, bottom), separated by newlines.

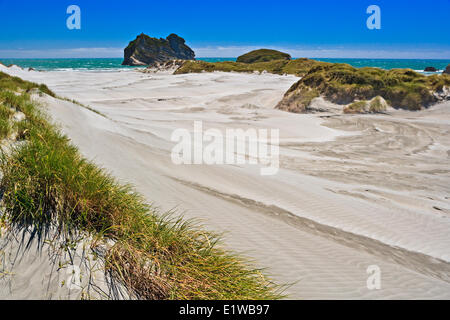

443,65,450,75
434,85,450,101
139,60,186,74
122,33,195,66
424,66,437,72
236,49,291,64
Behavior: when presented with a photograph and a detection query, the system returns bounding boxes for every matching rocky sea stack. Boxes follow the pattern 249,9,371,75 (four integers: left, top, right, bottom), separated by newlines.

236,49,291,64
122,33,195,66
443,64,450,75
424,66,437,72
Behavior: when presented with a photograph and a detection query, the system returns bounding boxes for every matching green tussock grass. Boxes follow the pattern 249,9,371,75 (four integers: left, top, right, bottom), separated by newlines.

275,86,319,113
343,101,367,114
0,72,282,300
0,103,14,139
342,98,386,114
0,118,11,139
369,96,386,113
278,63,450,112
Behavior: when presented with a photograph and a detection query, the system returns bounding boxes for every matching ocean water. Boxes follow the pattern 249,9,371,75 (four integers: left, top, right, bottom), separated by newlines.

0,58,138,71
313,58,449,73
0,57,448,73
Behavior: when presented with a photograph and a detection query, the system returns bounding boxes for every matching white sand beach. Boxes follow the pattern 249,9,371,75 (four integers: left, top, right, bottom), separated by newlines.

1,65,450,299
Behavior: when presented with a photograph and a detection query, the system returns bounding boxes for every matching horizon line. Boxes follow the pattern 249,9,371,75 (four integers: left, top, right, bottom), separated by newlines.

1,57,450,61
1,46,450,60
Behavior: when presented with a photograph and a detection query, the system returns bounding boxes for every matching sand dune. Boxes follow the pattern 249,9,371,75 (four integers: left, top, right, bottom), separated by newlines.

1,65,450,299
0,225,128,299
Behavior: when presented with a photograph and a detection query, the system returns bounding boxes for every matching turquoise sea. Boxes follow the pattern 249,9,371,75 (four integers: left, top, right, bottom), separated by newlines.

1,58,448,73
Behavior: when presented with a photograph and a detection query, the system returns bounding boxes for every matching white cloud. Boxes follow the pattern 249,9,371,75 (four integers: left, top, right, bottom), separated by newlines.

1,46,449,59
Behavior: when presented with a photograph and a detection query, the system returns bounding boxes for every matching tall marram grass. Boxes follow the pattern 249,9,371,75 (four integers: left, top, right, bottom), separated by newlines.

0,71,282,299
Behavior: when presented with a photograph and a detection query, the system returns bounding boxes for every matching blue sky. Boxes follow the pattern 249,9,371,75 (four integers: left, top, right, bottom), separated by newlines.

0,0,449,58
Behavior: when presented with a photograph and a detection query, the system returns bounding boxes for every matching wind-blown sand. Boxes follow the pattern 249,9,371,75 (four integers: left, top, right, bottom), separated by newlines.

1,65,450,299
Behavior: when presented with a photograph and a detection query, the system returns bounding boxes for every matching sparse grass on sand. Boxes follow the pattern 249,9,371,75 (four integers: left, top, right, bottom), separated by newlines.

0,71,282,300
57,96,107,118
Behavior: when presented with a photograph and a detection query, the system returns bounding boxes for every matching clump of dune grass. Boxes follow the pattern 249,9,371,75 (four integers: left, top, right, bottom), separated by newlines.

0,103,14,139
0,71,55,97
0,72,282,300
343,96,387,114
343,101,367,114
0,118,11,139
275,86,319,113
0,103,14,119
369,96,387,113
277,63,450,112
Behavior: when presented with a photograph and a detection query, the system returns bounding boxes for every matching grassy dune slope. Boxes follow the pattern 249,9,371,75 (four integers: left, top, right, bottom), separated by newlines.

0,71,281,300
174,58,328,77
277,63,450,112
174,58,450,112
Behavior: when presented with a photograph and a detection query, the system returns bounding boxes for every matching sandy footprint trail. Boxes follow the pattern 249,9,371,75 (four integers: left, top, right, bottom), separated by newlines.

2,65,450,299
